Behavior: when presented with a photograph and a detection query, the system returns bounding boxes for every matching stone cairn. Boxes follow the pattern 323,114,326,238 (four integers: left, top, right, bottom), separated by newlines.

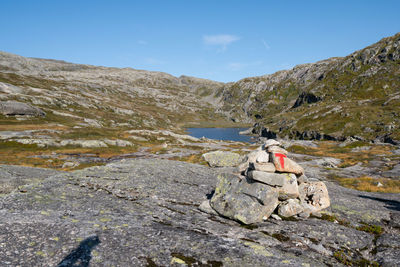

203,139,330,225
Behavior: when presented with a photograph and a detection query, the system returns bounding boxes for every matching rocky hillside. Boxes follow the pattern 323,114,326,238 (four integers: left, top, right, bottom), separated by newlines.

217,32,400,143
0,51,225,131
1,33,399,149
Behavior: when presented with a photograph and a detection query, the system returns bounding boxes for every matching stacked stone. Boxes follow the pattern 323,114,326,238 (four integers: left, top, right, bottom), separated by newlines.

207,139,330,225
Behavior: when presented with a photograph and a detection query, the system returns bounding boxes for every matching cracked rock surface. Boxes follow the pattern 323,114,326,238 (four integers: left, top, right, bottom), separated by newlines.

0,159,399,266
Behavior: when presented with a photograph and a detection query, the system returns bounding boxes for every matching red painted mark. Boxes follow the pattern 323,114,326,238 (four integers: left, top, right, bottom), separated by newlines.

275,153,287,168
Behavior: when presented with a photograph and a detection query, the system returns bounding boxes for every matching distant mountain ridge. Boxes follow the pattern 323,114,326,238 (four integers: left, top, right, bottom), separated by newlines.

1,32,399,143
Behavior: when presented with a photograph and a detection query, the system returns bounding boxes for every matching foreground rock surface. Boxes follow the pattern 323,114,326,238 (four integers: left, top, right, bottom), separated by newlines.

0,159,399,266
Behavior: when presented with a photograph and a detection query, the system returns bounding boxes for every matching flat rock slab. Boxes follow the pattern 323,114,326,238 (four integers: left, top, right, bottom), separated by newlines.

248,170,286,186
0,159,399,266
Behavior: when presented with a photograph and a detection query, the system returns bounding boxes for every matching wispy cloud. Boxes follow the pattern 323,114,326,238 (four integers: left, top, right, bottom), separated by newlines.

227,61,263,71
203,34,240,51
144,57,166,65
262,39,270,50
227,62,246,71
137,40,148,45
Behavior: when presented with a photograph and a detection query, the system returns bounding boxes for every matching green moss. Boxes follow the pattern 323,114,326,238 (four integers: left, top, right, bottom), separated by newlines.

313,213,350,227
357,223,383,235
170,253,223,267
333,250,353,266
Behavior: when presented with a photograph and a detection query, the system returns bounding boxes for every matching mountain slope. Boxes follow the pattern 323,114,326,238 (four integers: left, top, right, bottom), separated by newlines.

0,51,227,132
217,32,400,143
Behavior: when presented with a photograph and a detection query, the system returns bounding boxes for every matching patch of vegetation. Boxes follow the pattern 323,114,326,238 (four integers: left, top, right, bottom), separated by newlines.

357,222,384,235
333,250,353,266
334,248,380,266
310,213,350,227
170,153,208,165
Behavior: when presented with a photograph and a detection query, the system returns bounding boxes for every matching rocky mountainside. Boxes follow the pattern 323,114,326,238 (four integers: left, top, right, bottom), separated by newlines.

0,51,225,131
217,32,400,143
1,33,399,145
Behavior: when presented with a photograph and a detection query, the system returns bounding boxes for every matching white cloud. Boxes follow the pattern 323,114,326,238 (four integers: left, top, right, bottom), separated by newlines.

203,34,240,51
262,39,270,50
137,40,148,45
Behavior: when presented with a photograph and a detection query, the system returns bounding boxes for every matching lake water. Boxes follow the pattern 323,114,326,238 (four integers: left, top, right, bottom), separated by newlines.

186,127,254,143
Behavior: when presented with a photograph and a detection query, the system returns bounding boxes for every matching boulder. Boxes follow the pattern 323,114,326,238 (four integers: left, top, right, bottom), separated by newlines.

299,181,330,213
277,173,299,200
0,101,45,116
271,152,304,175
247,170,286,186
277,199,304,217
202,151,244,167
210,173,279,224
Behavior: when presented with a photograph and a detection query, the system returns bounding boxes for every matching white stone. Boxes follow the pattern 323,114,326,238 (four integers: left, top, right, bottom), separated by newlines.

263,139,281,148
256,151,269,163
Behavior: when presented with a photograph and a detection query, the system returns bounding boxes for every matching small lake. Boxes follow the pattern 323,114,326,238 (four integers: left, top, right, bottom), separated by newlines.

186,127,254,143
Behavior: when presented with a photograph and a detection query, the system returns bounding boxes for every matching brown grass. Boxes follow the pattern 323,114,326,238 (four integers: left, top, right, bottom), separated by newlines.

288,142,392,168
170,153,208,165
331,176,400,193
0,124,68,131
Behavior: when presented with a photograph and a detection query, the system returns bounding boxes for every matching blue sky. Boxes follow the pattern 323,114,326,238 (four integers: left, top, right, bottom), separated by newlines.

1,0,399,82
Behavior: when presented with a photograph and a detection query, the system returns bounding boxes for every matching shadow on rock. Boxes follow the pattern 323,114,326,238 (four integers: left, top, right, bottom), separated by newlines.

358,195,400,212
57,236,100,267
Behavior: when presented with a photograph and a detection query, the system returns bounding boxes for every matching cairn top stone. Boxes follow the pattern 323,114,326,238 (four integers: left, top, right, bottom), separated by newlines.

263,139,281,148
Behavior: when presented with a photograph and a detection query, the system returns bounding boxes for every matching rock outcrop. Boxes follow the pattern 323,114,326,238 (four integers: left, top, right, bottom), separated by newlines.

208,140,330,224
216,32,400,143
0,100,45,116
0,159,399,266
